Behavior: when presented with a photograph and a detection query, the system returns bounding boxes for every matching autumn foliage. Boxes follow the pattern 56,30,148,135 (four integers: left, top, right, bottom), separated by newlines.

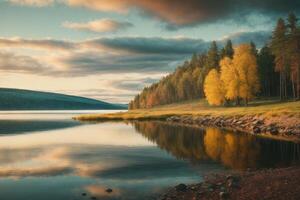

204,44,259,106
204,69,225,106
129,13,300,109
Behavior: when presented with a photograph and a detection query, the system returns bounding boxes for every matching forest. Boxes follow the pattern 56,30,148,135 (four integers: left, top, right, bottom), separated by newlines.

129,13,300,109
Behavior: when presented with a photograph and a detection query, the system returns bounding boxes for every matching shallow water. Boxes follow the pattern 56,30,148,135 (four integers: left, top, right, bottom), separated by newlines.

0,111,299,200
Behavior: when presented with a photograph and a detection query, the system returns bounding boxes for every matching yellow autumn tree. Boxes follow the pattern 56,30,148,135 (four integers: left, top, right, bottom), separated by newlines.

233,44,260,104
204,69,225,105
220,57,240,102
220,44,260,105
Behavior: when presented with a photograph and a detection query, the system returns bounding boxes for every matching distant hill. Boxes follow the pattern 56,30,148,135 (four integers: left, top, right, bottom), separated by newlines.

0,88,127,110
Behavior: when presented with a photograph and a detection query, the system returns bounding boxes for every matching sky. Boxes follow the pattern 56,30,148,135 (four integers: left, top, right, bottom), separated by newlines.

0,0,299,103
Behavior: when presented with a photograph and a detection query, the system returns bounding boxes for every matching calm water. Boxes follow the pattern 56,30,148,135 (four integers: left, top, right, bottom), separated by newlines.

0,111,299,200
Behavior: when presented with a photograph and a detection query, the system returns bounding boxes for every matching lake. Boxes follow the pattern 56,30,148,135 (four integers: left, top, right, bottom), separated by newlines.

0,111,299,200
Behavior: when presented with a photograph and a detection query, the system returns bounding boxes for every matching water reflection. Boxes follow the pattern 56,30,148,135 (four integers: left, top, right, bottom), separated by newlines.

0,120,223,200
132,121,300,170
0,120,81,134
0,117,299,200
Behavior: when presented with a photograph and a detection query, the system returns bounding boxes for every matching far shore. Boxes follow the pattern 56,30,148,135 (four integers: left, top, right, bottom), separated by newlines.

74,99,300,142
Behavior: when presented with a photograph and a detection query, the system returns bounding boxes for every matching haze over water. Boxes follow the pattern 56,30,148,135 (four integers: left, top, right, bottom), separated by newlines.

0,111,299,200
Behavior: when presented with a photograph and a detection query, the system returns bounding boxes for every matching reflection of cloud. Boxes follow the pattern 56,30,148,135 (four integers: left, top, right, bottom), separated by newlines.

63,19,133,33
85,185,121,198
9,0,54,7
0,166,73,177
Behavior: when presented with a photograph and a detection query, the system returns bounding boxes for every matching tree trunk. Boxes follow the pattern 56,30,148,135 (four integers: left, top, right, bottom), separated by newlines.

292,76,296,100
280,72,283,101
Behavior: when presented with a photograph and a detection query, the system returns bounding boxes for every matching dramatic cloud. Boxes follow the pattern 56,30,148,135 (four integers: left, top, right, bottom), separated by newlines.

0,31,271,77
63,19,133,33
67,0,300,27
10,0,300,28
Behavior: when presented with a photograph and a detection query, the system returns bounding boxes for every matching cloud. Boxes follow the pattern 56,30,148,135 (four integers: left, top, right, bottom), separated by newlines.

63,19,133,33
221,31,271,48
9,0,300,28
110,77,160,91
0,51,45,73
9,0,54,7
66,0,300,28
85,37,209,54
55,51,184,76
0,38,75,51
0,31,271,77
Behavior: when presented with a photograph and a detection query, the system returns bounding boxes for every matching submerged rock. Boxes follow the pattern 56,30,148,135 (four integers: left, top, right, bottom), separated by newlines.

106,188,113,193
175,183,187,192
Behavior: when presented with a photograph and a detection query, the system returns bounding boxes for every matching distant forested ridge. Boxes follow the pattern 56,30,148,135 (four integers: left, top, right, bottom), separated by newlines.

129,13,300,109
0,88,127,110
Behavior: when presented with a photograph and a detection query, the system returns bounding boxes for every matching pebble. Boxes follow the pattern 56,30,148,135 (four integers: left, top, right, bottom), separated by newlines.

106,188,113,193
219,191,229,199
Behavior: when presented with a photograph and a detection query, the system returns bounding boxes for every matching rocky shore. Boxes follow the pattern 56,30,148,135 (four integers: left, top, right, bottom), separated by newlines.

157,166,300,200
166,115,300,140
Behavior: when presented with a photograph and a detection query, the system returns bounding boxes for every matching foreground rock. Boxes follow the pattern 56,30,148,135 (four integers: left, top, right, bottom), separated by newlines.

166,115,300,140
158,166,300,200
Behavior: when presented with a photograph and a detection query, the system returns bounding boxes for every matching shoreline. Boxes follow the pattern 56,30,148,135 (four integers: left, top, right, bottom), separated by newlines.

74,100,300,141
157,166,300,200
165,115,300,142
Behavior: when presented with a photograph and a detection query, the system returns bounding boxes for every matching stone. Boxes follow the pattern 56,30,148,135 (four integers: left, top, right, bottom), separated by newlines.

227,179,239,188
175,183,187,192
219,191,229,199
270,127,278,134
226,175,233,180
106,188,113,193
253,126,261,134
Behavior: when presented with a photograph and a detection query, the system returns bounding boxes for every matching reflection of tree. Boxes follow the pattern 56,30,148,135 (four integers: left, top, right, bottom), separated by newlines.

132,121,300,170
132,121,208,161
204,128,260,169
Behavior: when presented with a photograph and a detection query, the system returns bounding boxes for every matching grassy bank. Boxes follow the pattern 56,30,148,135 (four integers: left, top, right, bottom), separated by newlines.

74,99,300,121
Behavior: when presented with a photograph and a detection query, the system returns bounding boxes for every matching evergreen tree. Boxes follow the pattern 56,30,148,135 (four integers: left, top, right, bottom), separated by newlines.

270,18,289,100
287,13,300,99
224,40,234,58
204,41,219,73
250,41,258,57
257,46,279,97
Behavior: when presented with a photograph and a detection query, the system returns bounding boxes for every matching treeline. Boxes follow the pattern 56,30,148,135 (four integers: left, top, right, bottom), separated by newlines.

129,13,300,109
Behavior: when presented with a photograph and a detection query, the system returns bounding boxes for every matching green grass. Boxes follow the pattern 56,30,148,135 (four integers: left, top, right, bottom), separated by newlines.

74,99,300,121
